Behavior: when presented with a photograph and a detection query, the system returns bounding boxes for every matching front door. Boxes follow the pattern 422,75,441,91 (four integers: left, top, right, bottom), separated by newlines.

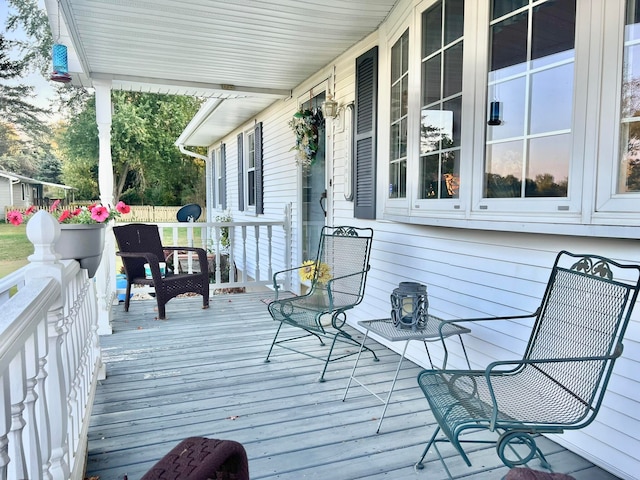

301,92,327,261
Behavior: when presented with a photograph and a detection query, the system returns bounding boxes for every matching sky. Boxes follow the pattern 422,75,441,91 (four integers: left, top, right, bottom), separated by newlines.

1,0,58,112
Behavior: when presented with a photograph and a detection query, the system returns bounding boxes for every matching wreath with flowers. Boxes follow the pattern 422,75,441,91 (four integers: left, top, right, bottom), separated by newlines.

288,108,324,168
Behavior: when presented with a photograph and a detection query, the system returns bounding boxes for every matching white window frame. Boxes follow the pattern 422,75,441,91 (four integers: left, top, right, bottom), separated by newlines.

470,0,585,220
244,127,256,211
411,0,474,215
380,0,640,237
380,17,415,218
214,146,223,209
595,0,640,217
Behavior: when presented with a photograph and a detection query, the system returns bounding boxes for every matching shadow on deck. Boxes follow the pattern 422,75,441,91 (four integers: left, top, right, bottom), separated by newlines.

85,292,619,480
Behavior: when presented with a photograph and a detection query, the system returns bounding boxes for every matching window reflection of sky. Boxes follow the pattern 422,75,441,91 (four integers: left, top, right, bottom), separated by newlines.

486,53,573,185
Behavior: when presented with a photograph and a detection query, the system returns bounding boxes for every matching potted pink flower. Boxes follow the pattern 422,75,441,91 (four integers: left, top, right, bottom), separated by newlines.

7,200,131,277
7,199,130,226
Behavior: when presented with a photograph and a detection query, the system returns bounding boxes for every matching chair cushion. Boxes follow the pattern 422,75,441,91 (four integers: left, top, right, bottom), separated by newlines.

141,437,249,480
504,468,576,480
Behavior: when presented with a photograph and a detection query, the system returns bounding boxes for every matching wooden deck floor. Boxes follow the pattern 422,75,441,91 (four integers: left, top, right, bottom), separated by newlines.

86,292,620,480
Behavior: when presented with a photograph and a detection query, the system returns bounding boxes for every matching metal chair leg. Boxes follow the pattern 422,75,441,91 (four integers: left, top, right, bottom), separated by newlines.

264,323,283,363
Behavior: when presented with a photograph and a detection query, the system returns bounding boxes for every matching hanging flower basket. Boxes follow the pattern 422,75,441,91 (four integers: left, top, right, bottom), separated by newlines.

288,108,324,169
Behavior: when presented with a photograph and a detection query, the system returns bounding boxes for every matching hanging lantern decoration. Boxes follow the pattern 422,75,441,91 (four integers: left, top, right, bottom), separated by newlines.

488,101,502,126
50,43,72,83
390,282,429,331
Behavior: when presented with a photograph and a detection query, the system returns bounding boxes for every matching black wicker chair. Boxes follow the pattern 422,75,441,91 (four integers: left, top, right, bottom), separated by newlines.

114,223,209,319
141,437,249,480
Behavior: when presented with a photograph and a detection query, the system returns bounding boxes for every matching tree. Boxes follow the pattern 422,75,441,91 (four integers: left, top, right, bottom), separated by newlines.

0,122,21,158
0,33,50,140
38,154,63,183
2,0,59,181
0,121,43,177
5,0,52,76
58,91,205,204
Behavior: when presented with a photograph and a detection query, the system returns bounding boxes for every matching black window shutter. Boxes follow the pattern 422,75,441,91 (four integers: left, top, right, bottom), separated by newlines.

255,122,264,214
237,133,244,211
221,143,227,210
354,46,378,220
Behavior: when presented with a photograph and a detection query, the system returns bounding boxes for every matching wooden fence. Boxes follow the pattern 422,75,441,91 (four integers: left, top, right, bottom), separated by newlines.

4,205,208,223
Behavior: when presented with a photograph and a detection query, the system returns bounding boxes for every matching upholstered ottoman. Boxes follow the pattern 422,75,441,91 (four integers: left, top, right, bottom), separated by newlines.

504,468,576,480
141,437,249,480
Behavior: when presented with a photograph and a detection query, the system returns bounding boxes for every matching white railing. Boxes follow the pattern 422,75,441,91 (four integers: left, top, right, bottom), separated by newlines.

124,212,292,292
0,213,102,480
0,210,292,480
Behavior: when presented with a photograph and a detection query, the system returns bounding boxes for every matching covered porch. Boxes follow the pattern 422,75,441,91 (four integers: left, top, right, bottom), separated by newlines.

86,292,617,480
30,1,640,478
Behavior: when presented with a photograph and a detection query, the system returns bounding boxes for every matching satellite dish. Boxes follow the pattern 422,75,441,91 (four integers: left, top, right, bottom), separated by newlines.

176,203,202,222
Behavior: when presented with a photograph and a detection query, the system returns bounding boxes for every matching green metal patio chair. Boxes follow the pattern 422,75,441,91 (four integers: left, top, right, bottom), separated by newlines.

265,226,377,381
414,251,640,477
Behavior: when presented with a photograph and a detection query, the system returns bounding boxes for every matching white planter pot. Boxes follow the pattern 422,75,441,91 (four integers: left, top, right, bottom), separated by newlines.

55,223,106,278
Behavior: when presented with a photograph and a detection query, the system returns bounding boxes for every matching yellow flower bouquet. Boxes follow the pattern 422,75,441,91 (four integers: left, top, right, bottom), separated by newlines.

299,260,332,286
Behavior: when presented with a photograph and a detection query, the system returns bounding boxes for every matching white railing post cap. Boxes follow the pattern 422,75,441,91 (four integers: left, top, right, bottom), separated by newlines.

26,210,61,263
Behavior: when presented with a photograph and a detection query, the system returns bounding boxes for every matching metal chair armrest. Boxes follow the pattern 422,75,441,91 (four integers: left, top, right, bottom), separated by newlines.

437,309,539,344
271,264,315,298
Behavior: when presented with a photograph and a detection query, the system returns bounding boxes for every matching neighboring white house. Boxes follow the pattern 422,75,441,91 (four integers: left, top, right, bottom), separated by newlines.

0,170,74,219
175,1,640,478
47,0,640,478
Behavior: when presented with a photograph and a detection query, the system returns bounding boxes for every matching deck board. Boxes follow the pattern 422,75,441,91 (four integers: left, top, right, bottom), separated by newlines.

85,292,620,480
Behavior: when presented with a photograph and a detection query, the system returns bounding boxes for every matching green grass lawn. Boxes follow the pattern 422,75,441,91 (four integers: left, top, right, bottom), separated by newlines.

0,223,32,278
0,222,206,278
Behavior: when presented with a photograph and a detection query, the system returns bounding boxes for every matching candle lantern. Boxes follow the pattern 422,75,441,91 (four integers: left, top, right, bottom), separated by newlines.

390,282,429,331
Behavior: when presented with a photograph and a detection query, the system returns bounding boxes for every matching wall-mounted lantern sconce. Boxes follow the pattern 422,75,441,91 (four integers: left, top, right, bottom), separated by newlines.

322,93,340,119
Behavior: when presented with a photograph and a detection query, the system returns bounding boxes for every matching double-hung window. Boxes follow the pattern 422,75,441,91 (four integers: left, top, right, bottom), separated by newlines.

212,146,225,209
483,0,576,205
238,123,263,214
420,0,463,201
598,0,640,213
245,129,256,209
389,29,409,199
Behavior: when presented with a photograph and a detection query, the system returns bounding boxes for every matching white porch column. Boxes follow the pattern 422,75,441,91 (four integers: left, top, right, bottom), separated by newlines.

93,80,116,336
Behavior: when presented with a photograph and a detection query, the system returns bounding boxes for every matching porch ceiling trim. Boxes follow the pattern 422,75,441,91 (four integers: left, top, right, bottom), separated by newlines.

46,0,399,145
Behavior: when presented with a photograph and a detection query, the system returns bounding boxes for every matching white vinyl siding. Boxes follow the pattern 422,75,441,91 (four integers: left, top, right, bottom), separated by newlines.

201,2,640,477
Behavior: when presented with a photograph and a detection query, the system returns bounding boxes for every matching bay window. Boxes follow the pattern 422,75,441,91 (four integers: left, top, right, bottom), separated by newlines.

380,0,639,233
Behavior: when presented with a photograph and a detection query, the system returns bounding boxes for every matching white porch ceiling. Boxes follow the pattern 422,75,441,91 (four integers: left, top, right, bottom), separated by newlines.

46,0,399,145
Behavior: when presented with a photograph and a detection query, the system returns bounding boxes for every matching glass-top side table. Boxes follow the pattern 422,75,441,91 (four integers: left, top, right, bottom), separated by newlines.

342,316,471,433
